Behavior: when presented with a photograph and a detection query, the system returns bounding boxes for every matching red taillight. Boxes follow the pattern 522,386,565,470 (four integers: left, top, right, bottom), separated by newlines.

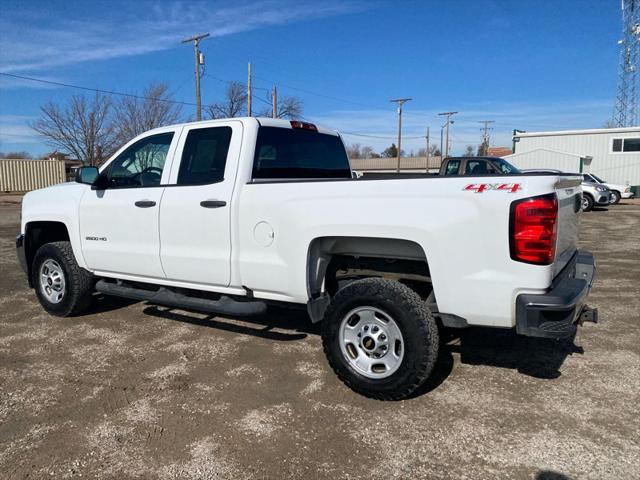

290,120,318,131
510,194,558,265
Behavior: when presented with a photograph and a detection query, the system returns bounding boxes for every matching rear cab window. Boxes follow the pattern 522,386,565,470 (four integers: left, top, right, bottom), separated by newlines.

252,126,351,179
444,160,460,175
464,160,495,175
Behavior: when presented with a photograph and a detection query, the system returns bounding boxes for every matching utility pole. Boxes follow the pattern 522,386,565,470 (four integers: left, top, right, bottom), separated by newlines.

247,62,252,117
478,120,494,155
272,86,278,118
438,111,458,158
390,98,412,172
425,127,430,171
182,33,210,121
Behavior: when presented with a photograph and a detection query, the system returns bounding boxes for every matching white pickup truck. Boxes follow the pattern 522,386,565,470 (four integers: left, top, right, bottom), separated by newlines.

17,117,597,400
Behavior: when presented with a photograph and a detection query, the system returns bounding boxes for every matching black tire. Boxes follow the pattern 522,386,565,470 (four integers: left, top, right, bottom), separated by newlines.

582,194,594,212
610,190,621,204
31,241,94,317
321,278,439,400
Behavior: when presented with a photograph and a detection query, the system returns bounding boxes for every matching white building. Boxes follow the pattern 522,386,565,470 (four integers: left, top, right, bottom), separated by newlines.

505,127,640,193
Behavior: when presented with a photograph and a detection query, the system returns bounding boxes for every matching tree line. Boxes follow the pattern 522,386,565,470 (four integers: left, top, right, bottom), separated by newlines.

346,142,488,159
346,143,442,159
27,81,303,165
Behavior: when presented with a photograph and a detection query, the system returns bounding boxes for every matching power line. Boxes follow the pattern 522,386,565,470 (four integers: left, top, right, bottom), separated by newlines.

252,74,380,110
0,72,424,143
0,72,201,107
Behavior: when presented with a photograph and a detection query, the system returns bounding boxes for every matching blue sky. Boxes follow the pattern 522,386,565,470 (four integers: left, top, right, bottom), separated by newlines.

0,0,623,156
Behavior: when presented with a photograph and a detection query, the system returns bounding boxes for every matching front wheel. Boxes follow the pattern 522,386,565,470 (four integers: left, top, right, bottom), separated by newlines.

609,190,621,204
32,241,94,317
321,278,439,400
582,194,594,212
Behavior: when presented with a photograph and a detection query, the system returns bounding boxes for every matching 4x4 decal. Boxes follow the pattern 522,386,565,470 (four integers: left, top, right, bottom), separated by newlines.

464,183,521,193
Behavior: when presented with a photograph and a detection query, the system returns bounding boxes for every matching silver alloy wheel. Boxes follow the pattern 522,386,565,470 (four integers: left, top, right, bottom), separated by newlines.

339,306,404,379
582,196,589,210
39,259,66,304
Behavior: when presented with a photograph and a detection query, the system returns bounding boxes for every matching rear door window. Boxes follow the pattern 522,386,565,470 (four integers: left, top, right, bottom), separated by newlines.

177,127,232,185
252,127,351,179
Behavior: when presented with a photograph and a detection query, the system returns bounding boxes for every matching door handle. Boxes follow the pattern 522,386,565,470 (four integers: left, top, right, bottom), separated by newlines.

134,200,156,208
200,199,227,208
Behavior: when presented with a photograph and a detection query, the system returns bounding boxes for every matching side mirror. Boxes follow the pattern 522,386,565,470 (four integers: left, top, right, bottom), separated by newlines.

75,166,99,185
91,173,111,190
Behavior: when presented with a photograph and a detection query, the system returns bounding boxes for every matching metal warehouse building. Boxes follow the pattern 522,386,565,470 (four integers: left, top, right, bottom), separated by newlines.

506,127,640,193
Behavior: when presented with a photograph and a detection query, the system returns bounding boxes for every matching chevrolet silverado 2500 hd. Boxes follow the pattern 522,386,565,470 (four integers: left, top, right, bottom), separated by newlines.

16,117,597,400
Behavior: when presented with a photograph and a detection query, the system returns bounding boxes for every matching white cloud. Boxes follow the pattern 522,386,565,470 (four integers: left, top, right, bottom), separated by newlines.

0,1,364,73
312,99,614,155
0,115,43,146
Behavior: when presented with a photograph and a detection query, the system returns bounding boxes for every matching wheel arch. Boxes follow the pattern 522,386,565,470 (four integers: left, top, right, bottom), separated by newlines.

306,236,432,322
23,221,71,287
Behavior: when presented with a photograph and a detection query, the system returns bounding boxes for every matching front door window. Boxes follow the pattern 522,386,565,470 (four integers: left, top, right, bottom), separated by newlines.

104,132,174,188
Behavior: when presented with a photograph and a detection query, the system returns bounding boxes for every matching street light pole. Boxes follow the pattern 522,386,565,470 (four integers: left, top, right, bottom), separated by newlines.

390,98,412,172
182,33,210,121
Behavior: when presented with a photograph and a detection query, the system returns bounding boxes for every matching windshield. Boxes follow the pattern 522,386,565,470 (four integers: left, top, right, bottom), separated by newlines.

591,173,606,183
491,158,521,174
252,127,352,179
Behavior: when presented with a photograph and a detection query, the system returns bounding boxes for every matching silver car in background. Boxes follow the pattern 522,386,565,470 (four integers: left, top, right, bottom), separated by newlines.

521,169,610,212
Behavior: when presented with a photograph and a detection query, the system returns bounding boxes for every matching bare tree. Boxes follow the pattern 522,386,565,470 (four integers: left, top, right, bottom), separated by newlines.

0,151,32,159
206,81,247,119
346,143,361,159
260,93,303,119
31,93,116,166
114,83,182,145
360,146,374,159
464,145,475,156
428,144,441,156
277,95,303,119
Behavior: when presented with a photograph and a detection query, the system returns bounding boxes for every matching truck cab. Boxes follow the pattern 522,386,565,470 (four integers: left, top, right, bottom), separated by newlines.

439,156,521,176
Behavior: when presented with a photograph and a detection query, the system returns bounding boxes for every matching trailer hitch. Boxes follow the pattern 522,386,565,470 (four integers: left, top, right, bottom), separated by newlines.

577,306,598,325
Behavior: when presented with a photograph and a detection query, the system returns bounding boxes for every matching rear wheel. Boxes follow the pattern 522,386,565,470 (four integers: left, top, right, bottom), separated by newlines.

321,278,439,400
582,194,594,212
609,190,621,204
32,241,94,317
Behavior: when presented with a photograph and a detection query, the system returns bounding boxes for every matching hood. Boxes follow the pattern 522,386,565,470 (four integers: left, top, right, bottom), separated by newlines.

23,181,88,207
604,182,629,191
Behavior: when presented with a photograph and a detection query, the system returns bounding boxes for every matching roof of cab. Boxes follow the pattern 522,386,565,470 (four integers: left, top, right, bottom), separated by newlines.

147,117,339,137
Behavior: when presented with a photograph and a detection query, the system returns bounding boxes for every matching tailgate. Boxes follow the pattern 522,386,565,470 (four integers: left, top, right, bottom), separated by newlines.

553,177,583,276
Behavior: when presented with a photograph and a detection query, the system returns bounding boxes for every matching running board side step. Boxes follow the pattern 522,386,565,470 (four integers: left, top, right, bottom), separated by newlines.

95,280,267,317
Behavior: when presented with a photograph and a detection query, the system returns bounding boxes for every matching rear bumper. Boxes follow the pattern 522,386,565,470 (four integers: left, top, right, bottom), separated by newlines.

516,250,597,339
16,234,28,275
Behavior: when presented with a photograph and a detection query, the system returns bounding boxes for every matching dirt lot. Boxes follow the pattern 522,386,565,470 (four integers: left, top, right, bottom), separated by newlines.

0,196,639,480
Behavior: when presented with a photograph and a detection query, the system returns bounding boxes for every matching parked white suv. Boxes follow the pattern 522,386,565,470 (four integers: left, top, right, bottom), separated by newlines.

583,173,634,204
16,118,597,399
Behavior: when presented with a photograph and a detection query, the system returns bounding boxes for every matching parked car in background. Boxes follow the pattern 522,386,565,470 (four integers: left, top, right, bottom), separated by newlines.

521,169,611,212
582,173,634,204
439,156,521,176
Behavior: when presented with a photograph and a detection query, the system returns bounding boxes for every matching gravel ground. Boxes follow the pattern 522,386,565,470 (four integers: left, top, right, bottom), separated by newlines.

0,197,638,479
